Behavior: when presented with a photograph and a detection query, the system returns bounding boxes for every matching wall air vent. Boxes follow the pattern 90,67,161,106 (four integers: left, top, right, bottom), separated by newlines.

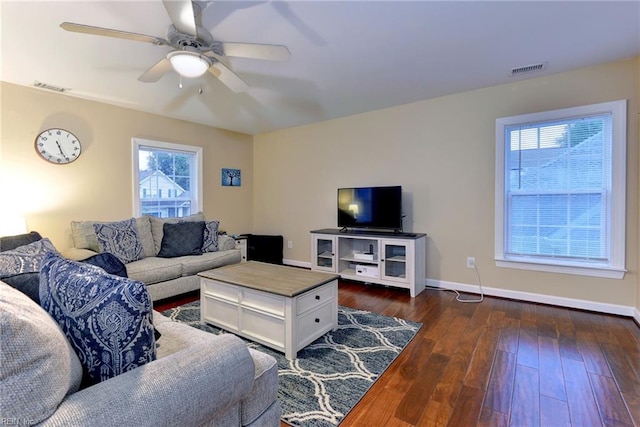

33,81,69,93
510,62,546,76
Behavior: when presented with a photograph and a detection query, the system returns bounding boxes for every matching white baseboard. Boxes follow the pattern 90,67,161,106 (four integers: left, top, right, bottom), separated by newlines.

280,261,639,322
426,278,638,318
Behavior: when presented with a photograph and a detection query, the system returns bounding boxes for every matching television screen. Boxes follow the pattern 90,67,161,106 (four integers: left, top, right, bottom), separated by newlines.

337,186,402,230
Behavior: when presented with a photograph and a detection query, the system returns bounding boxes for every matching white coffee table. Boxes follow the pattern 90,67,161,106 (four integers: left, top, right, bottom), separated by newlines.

198,261,339,359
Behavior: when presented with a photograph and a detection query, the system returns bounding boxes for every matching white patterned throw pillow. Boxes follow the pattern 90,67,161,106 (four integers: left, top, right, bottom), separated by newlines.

93,218,144,264
0,238,59,278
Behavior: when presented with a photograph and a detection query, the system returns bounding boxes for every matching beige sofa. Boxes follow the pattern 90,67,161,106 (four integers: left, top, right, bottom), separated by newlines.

63,213,241,301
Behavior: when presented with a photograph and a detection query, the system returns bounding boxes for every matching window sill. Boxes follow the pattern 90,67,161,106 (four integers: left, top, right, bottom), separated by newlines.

495,257,626,279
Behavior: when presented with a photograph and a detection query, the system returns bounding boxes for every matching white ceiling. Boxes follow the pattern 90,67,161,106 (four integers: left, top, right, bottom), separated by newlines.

1,1,639,135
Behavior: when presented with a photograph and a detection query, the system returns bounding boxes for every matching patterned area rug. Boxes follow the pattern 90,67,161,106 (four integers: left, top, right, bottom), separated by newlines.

162,301,421,426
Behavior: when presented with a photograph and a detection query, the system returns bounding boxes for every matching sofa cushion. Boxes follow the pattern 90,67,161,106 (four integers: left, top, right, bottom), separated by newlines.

0,231,43,252
179,250,242,277
126,257,184,285
0,281,83,424
39,253,156,386
202,220,220,253
71,217,155,258
149,212,205,254
135,216,155,257
94,218,144,264
0,238,58,278
158,221,205,258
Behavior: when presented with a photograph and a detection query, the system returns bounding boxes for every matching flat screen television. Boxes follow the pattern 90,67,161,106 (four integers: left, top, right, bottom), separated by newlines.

337,186,403,231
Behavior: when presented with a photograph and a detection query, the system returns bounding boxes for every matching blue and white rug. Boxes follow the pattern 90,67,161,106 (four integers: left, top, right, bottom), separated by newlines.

162,301,421,426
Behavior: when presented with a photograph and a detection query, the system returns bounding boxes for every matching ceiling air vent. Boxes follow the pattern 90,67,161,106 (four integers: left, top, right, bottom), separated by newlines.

33,81,69,93
510,62,546,76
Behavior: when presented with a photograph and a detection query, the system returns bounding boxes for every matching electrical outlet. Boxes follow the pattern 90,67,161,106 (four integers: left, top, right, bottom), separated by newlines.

466,257,476,268
287,240,293,249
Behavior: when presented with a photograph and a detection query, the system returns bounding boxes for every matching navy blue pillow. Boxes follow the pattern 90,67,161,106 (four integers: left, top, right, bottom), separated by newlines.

157,221,205,258
82,252,128,278
0,232,42,252
39,253,156,386
3,273,40,303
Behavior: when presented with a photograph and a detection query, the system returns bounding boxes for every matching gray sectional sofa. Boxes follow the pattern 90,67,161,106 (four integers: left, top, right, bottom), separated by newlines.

63,213,241,301
1,281,281,426
1,229,280,426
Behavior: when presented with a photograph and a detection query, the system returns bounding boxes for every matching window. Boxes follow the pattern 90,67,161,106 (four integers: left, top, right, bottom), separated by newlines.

133,138,203,218
495,100,626,279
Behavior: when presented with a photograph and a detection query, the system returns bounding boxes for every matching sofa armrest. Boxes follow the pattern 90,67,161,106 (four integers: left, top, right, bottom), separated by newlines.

219,234,236,251
61,247,98,261
42,333,255,427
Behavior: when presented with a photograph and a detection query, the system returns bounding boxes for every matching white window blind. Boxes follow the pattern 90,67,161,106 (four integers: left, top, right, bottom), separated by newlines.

495,100,626,279
506,114,611,261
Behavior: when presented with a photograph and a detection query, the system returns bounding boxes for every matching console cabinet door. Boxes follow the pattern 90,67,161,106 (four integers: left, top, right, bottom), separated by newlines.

380,239,413,284
311,234,337,272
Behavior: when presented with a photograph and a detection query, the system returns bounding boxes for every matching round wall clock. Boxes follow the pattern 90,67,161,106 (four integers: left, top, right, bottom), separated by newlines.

34,128,82,164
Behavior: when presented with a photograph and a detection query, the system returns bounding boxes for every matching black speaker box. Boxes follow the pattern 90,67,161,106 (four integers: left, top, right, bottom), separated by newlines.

245,234,283,265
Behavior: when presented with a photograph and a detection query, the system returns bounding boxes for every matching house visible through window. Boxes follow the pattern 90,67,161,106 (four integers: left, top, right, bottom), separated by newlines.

133,138,203,218
495,100,626,279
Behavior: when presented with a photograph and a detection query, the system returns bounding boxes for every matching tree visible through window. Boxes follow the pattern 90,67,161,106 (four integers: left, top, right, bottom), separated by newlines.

495,100,626,279
133,139,202,218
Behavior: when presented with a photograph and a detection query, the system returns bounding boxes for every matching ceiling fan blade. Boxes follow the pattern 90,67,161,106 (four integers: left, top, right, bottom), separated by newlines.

220,42,290,61
162,0,197,37
138,57,173,82
208,66,221,78
60,22,167,46
211,61,249,93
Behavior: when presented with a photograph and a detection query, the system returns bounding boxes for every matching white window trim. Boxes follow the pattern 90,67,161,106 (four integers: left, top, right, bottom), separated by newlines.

494,100,627,279
132,138,203,217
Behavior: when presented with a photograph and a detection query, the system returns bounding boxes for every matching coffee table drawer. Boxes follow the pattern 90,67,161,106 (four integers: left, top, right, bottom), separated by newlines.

242,288,286,317
241,307,285,349
202,295,239,330
297,280,337,315
202,278,239,303
297,302,335,349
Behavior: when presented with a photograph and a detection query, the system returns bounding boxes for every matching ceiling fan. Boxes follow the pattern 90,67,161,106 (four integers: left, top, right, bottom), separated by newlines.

60,0,290,92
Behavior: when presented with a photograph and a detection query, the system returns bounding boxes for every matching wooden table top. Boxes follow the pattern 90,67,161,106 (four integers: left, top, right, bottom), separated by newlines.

198,261,340,297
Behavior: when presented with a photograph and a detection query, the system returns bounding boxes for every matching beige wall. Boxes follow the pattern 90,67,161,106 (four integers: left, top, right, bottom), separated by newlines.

0,82,253,251
1,58,638,312
254,57,639,309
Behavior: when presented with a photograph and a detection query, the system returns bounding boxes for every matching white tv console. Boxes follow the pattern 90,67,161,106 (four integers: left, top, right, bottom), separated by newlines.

310,228,427,297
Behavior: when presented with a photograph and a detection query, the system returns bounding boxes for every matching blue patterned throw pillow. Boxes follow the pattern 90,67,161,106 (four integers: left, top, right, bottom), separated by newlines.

0,238,58,279
93,218,144,264
202,220,220,253
39,253,156,386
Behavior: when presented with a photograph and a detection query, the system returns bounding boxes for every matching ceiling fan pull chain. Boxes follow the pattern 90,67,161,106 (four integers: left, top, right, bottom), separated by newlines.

179,75,183,89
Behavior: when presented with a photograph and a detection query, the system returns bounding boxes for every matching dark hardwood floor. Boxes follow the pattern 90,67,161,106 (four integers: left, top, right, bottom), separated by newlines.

155,280,640,427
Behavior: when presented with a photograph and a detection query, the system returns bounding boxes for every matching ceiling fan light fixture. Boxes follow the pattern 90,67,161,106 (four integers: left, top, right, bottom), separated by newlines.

168,50,211,78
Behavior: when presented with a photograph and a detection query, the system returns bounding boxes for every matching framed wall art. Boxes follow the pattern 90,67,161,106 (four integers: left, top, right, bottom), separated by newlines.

221,168,241,186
